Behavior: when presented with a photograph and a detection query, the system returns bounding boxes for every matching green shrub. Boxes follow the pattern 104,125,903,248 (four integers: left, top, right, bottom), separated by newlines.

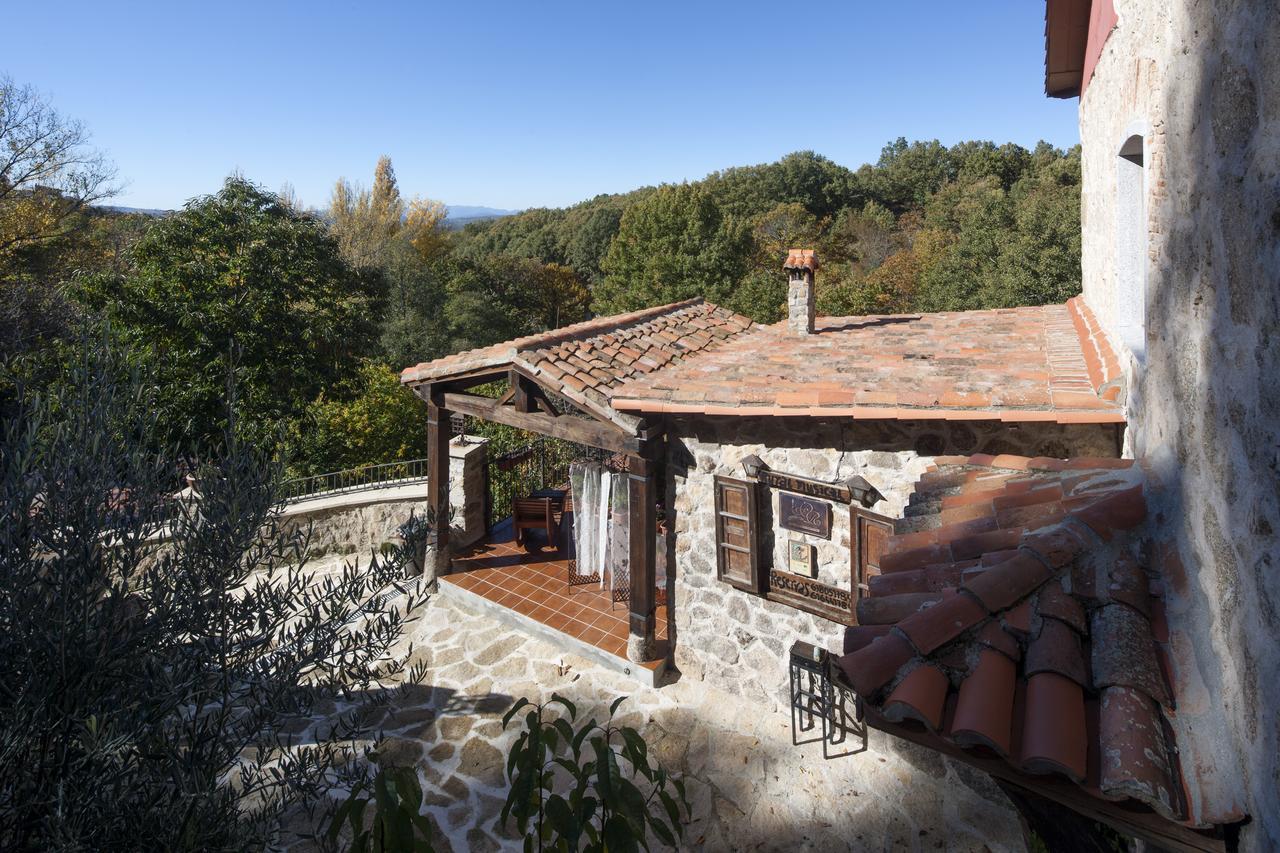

0,336,428,850
501,694,691,852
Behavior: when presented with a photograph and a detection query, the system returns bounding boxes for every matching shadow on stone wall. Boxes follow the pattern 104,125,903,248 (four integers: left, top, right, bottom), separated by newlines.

1137,3,1279,843
672,415,1119,460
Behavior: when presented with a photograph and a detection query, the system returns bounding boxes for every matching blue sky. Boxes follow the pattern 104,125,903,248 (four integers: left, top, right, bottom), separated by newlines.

4,1,1078,211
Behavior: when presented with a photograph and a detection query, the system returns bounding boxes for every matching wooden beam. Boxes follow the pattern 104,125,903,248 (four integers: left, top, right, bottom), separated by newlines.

430,369,509,393
426,386,451,570
627,453,658,661
527,382,560,416
442,392,642,455
636,418,666,441
507,361,573,417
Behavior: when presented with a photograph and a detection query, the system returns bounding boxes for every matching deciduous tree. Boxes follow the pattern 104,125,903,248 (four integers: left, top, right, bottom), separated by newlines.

0,76,118,267
79,177,380,450
596,182,751,315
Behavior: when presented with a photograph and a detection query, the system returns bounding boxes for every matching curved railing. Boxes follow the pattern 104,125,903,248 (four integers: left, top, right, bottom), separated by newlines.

280,458,429,503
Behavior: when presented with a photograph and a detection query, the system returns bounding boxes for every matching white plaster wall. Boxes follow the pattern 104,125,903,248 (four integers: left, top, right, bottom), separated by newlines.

1077,1,1280,844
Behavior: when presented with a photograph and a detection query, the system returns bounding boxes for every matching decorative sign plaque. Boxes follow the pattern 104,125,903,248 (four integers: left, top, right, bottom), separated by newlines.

778,493,832,539
758,469,850,502
787,540,816,577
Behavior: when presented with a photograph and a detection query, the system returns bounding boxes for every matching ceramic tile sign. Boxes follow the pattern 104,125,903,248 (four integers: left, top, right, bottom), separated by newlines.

778,493,832,539
788,540,816,577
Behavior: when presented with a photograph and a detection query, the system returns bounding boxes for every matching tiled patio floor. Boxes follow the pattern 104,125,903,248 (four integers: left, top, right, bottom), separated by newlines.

442,513,668,672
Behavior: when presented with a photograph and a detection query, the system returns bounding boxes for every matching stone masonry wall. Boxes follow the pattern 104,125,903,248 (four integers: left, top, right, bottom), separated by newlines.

1077,2,1280,845
665,415,1118,711
283,436,488,581
284,497,433,559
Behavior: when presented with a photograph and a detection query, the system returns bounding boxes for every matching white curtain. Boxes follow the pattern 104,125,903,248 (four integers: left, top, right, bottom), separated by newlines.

570,462,599,575
569,461,631,596
607,470,630,600
596,469,612,586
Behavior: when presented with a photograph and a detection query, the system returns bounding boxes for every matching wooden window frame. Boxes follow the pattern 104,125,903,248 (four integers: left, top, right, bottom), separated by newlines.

852,506,895,604
713,474,762,594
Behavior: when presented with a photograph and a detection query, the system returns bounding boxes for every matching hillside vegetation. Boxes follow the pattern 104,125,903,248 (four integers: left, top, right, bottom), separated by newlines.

2,76,1081,477
450,141,1081,324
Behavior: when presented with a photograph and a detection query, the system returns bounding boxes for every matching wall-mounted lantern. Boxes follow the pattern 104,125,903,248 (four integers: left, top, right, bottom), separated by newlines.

740,454,767,479
845,475,884,508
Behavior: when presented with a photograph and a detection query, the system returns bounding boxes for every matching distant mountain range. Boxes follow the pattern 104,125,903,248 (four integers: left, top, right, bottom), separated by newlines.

100,205,171,218
444,205,518,224
99,203,519,227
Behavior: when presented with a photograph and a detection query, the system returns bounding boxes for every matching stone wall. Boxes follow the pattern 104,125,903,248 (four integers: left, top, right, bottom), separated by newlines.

282,436,489,582
664,415,1118,711
1076,2,1280,845
283,496,433,559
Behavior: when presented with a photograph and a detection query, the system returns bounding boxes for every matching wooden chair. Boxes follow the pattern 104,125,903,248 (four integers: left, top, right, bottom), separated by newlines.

513,497,560,549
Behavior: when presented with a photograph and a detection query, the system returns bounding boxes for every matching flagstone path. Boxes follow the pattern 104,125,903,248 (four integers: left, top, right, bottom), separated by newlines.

291,556,1025,852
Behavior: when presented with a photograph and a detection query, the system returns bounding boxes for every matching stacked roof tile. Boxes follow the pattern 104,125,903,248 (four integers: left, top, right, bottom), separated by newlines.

400,298,754,429
784,248,818,271
835,454,1197,827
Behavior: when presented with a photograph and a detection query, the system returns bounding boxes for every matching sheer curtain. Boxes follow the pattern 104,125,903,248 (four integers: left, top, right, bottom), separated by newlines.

606,469,630,600
568,460,630,598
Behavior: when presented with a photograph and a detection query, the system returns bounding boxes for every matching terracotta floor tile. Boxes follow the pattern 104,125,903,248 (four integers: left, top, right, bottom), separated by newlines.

529,604,557,623
580,626,608,647
553,599,585,619
450,523,677,664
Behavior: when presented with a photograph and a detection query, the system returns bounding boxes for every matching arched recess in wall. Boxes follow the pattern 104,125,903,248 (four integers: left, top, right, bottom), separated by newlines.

1115,132,1147,360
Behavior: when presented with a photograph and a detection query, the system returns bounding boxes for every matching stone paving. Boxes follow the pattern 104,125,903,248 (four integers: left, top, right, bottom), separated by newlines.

292,554,1026,852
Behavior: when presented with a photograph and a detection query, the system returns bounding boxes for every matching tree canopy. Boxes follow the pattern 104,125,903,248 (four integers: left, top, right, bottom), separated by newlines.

78,177,381,450
446,140,1083,324
3,75,1085,479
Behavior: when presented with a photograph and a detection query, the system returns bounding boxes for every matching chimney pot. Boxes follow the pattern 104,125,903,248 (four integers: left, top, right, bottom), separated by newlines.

783,249,818,335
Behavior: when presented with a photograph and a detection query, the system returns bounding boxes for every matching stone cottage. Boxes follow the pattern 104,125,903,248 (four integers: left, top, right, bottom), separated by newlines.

400,1,1278,849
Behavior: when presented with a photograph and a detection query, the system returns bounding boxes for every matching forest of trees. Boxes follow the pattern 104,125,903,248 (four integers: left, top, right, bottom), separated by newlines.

1,76,1084,478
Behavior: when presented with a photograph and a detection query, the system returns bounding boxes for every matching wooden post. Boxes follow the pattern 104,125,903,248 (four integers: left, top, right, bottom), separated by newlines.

510,369,533,413
626,452,658,662
426,386,451,576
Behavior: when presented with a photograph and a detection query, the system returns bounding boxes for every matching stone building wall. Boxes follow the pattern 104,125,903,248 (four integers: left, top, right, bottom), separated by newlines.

1076,2,1280,846
664,415,1118,711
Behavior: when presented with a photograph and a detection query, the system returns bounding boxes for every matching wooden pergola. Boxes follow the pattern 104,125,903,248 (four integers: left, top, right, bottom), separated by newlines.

401,300,756,663
410,363,666,662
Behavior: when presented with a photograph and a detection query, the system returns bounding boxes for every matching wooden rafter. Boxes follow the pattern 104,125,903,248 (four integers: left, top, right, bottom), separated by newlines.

438,391,643,456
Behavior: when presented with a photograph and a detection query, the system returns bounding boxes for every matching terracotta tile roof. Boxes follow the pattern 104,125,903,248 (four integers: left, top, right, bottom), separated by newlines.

610,298,1125,424
835,453,1199,827
400,298,754,429
784,248,818,271
1067,295,1124,400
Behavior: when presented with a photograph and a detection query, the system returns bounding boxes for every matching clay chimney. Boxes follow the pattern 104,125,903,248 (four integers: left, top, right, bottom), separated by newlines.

784,249,818,335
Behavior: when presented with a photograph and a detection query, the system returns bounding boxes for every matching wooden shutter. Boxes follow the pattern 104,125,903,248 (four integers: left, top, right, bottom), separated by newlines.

714,475,760,593
852,507,894,599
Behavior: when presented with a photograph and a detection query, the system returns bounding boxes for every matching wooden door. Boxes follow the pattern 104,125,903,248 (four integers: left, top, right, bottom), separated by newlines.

852,507,894,600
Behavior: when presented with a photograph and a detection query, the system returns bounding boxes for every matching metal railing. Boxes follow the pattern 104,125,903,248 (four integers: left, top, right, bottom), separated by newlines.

281,458,430,503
